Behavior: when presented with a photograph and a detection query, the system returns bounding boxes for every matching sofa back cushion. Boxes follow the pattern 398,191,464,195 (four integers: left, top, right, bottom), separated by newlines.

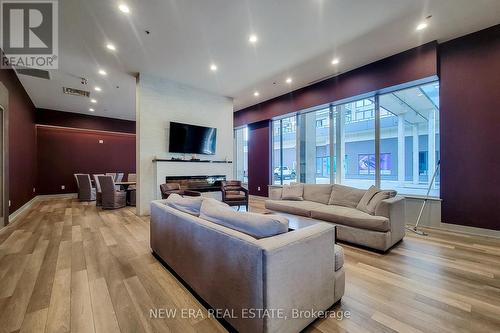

328,184,366,208
200,199,289,239
303,184,333,205
165,193,204,216
281,183,304,201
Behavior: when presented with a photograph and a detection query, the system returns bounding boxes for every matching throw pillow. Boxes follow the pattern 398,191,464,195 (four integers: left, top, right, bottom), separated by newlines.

356,185,380,214
165,193,204,216
365,190,397,215
281,183,304,201
199,199,289,239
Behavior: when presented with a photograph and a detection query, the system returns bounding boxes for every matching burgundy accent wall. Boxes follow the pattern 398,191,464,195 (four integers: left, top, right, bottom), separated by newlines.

439,25,500,230
235,42,438,127
36,108,135,134
0,68,36,214
36,126,135,195
247,121,270,197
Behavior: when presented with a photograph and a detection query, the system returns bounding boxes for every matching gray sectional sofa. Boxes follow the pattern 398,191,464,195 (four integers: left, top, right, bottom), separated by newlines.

151,195,345,333
266,183,406,251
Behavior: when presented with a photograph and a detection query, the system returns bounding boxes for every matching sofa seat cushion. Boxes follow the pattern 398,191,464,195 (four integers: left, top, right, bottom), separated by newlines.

334,245,344,271
200,199,289,239
225,194,246,201
310,205,390,232
265,200,327,217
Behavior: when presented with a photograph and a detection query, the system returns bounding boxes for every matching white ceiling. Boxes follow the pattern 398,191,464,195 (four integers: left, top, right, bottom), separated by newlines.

16,0,500,120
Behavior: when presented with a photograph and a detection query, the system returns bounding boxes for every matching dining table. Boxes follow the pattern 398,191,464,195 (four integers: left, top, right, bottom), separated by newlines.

115,181,136,190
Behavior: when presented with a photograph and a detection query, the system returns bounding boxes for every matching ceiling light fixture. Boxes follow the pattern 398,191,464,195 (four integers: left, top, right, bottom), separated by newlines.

98,69,107,76
286,77,292,84
106,43,116,51
94,86,102,92
416,22,428,31
89,108,95,112
118,4,130,14
254,91,260,97
210,64,218,72
249,34,258,44
331,58,340,65
90,99,97,104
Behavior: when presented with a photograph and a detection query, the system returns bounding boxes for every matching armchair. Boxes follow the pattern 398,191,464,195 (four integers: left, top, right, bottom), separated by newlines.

221,180,249,211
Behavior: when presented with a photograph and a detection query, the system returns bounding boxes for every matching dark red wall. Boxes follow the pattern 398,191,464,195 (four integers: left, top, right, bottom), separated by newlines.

439,25,500,230
0,68,37,214
36,108,135,133
37,125,135,195
248,121,271,196
235,42,438,127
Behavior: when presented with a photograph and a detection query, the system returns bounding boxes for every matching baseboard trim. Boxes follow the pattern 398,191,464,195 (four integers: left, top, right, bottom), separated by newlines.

8,196,38,224
420,223,500,239
8,193,77,224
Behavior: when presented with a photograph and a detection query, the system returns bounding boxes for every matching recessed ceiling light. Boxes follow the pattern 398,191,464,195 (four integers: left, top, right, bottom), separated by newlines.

416,22,428,31
106,43,116,51
210,64,218,72
249,34,258,44
254,91,260,97
118,4,130,14
98,69,107,76
331,58,340,65
89,108,95,112
417,93,424,97
285,77,292,84
94,86,102,92
90,99,97,104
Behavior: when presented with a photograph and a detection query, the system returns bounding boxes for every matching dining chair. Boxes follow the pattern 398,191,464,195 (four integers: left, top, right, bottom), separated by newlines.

115,173,125,190
106,173,117,180
76,174,96,201
93,174,105,206
98,175,126,209
127,173,137,190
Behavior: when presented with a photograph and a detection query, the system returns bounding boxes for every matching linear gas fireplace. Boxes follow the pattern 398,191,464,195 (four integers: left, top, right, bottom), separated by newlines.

165,175,226,192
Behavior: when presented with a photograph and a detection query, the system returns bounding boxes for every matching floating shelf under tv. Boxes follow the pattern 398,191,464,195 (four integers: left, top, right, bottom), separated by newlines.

153,158,232,164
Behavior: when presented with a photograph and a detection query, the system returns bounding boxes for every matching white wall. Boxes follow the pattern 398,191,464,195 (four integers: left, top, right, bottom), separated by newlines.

136,74,234,215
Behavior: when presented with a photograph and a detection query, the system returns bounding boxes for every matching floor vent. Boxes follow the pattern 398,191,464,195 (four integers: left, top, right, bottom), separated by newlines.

63,87,90,97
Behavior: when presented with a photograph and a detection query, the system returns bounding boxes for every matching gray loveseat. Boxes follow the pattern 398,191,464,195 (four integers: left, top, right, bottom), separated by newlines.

266,184,406,251
151,197,345,333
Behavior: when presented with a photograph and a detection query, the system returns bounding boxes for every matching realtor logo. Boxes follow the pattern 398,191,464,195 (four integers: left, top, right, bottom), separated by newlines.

0,0,58,69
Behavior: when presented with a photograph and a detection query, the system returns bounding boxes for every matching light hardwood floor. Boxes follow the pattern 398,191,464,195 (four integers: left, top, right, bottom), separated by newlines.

1,197,500,333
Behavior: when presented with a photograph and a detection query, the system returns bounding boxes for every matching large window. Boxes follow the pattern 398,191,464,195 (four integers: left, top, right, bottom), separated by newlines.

299,107,331,184
379,82,440,196
272,116,297,185
334,98,376,189
234,127,248,183
270,80,440,197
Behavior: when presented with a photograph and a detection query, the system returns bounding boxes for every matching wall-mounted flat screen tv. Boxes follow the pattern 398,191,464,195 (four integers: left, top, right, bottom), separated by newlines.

169,121,217,155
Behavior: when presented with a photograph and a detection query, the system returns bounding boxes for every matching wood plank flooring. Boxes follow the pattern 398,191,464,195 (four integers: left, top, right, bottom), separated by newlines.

0,197,499,333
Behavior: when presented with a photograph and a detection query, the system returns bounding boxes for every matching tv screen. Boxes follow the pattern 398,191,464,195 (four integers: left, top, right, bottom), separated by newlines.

169,122,217,155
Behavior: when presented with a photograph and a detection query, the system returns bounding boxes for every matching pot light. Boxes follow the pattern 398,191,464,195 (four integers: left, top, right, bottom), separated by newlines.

89,108,95,112
331,58,340,65
285,77,292,84
118,4,130,14
98,69,107,76
90,99,97,104
416,22,428,31
249,34,258,44
94,86,102,92
106,43,116,51
210,64,218,72
253,91,260,97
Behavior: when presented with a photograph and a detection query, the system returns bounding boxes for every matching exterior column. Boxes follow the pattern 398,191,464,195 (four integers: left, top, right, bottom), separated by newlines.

412,125,419,184
428,109,436,187
335,105,346,184
397,115,405,185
